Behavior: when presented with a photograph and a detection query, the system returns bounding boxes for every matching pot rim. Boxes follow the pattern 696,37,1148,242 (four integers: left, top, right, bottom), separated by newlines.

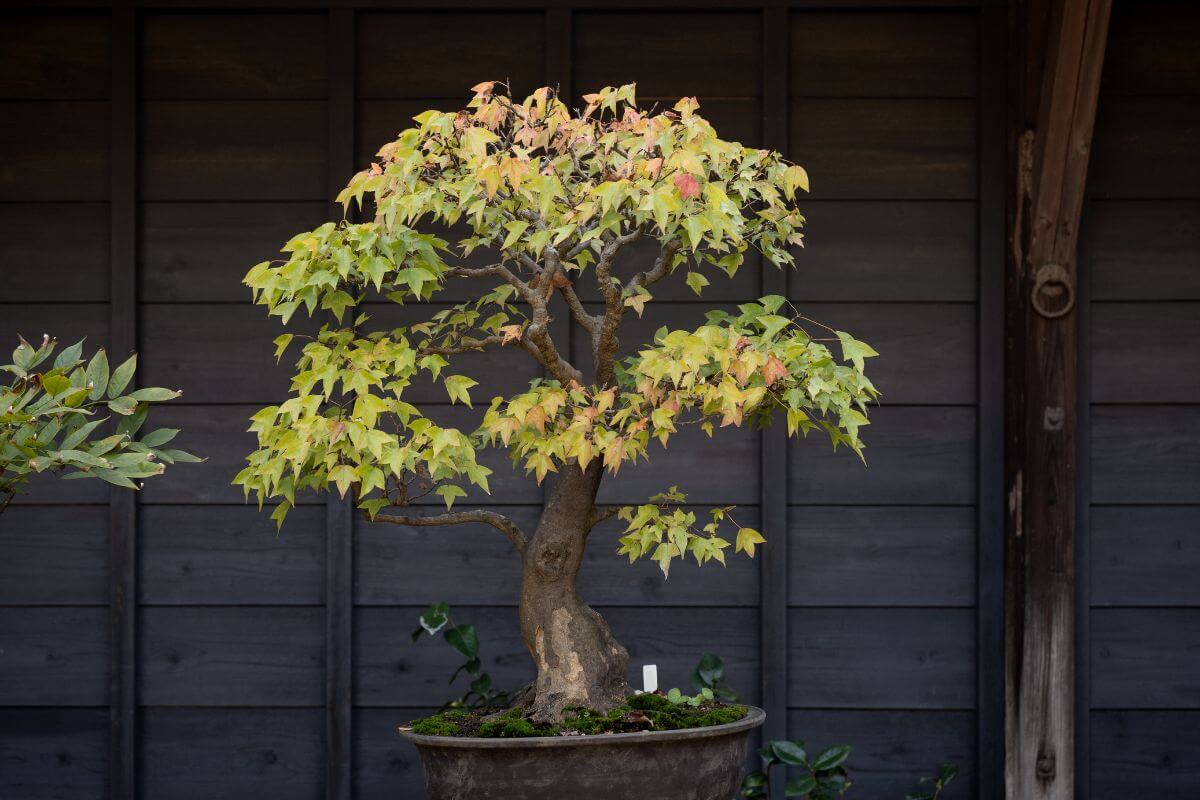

398,705,764,749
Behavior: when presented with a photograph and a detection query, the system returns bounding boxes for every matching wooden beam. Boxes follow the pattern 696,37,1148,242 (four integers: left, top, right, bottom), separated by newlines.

1005,1,1111,799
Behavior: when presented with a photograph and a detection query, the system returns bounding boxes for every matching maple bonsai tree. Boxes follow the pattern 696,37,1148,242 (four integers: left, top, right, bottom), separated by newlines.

1,334,196,513
238,83,877,723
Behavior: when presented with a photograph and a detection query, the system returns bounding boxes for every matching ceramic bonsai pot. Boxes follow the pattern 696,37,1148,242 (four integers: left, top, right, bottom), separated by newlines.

400,705,765,800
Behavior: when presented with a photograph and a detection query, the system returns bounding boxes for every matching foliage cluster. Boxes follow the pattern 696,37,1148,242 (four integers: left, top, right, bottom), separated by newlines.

1,335,196,512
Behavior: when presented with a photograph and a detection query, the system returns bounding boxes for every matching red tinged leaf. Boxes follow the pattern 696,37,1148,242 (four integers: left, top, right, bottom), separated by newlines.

762,355,788,387
674,173,701,200
470,80,496,97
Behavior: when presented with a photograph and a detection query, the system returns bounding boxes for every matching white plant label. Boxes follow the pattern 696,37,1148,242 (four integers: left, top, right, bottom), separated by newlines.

642,664,658,693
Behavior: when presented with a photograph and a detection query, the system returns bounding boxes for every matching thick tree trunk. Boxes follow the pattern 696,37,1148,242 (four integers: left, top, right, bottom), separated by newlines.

519,462,631,723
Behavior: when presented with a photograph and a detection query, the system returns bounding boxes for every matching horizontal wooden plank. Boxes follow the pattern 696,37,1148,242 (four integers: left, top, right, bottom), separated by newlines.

1092,608,1200,709
140,303,318,403
786,710,976,797
790,200,977,302
0,14,109,99
354,707,431,800
1090,710,1200,799
141,12,328,99
0,102,109,201
789,405,977,505
357,12,545,99
139,606,323,706
140,101,326,201
354,505,760,606
790,99,976,199
788,506,976,606
0,203,109,301
0,708,107,800
141,708,322,800
1085,200,1200,300
574,11,760,99
354,606,760,707
0,607,107,705
1092,302,1200,402
787,608,975,709
797,302,976,404
0,506,107,604
789,10,977,98
1090,96,1200,199
1091,506,1200,606
139,201,328,302
1091,406,1200,504
140,505,324,605
1102,0,1200,96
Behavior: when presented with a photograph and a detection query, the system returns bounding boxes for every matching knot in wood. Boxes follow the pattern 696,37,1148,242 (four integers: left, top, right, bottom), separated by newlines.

1036,752,1056,782
1043,405,1066,431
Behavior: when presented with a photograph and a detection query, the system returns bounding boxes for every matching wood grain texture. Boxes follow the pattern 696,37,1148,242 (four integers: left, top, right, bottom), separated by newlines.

139,505,324,605
353,707,431,800
790,99,976,199
139,202,328,302
1090,405,1200,504
1089,96,1200,199
789,10,977,98
1085,200,1200,300
786,710,976,797
0,709,108,800
140,709,323,800
788,506,976,606
1091,609,1200,709
1091,506,1200,606
789,201,977,302
1090,710,1200,799
0,506,108,604
1091,302,1200,402
0,607,108,705
140,101,326,201
353,505,759,607
0,102,109,201
141,12,328,99
353,606,760,707
0,13,109,99
139,606,323,706
1102,0,1200,96
789,405,977,505
574,11,760,98
357,12,545,99
787,608,975,709
1,203,110,302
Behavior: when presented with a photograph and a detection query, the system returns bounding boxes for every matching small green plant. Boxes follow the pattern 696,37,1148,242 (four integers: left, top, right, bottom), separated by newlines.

692,651,739,701
1,335,196,512
665,686,715,707
905,763,959,800
740,740,853,799
411,602,511,710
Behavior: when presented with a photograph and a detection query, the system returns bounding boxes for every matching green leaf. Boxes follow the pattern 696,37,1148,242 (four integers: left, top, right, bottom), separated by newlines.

127,387,182,403
436,484,467,509
836,331,879,372
415,602,450,639
735,527,766,557
140,428,179,448
784,776,817,797
812,744,851,772
443,374,478,407
444,624,478,659
107,354,137,397
85,348,109,400
685,271,709,296
107,397,137,416
770,740,808,766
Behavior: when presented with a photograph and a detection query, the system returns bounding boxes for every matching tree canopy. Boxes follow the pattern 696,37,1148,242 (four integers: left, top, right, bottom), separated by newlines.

237,82,877,577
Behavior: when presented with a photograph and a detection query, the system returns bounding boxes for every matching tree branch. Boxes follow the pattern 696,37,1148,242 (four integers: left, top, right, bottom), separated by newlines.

374,508,528,554
558,281,600,336
588,505,622,530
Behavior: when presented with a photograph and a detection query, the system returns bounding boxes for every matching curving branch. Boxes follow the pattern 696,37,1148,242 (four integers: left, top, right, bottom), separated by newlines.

375,508,528,554
587,505,622,530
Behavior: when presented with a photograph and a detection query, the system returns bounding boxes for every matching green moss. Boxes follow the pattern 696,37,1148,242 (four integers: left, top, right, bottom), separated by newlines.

407,696,747,739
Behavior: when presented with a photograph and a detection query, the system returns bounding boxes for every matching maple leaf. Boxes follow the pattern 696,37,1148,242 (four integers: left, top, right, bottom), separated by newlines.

762,355,788,387
470,80,496,96
498,324,524,345
674,173,701,200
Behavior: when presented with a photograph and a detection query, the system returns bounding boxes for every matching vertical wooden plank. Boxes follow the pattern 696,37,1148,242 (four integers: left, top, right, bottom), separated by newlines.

325,9,355,800
109,8,137,800
977,7,1005,800
760,6,789,784
1006,2,1112,799
1073,202,1092,800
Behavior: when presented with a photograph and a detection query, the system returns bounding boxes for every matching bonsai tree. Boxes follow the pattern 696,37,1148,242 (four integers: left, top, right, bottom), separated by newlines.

238,83,877,722
1,334,197,513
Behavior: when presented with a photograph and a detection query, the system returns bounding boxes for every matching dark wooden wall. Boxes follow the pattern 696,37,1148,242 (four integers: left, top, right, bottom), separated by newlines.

1082,1,1200,797
11,1,1180,800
